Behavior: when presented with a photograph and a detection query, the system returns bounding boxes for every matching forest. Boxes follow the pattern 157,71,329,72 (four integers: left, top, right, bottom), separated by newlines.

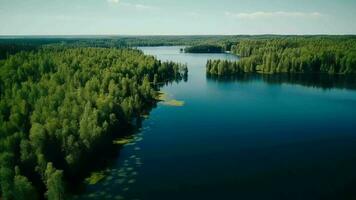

0,46,187,200
184,45,224,53
0,36,230,60
0,35,310,59
206,37,356,76
0,44,39,60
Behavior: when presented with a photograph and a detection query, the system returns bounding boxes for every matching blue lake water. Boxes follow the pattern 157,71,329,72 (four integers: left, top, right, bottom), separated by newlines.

77,46,356,200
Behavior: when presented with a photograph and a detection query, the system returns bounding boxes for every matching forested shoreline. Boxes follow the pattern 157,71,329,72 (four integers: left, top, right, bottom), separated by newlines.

0,47,187,199
0,36,236,59
184,45,224,53
206,38,356,76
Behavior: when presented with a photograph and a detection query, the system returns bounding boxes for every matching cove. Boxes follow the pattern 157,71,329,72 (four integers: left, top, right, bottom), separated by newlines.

74,46,356,200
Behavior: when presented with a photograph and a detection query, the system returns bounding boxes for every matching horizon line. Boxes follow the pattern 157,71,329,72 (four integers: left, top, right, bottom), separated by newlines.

1,33,356,39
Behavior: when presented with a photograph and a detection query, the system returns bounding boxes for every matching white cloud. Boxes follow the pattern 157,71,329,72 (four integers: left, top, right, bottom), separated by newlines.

225,11,323,20
107,0,157,11
132,3,156,10
186,11,201,17
107,0,119,4
55,15,74,21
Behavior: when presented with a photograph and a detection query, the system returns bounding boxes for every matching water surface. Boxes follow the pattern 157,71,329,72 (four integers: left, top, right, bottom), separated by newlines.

77,46,356,200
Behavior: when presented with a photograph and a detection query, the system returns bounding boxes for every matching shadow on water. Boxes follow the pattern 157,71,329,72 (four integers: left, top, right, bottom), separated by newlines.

71,126,146,200
207,73,356,91
67,107,147,194
69,76,188,199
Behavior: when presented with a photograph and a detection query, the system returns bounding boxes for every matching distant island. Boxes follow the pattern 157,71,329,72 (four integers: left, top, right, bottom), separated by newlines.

184,44,224,53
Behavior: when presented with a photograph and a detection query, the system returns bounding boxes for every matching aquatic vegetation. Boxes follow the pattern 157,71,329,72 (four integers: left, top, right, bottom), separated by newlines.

88,193,96,198
162,99,185,107
143,126,151,130
155,92,168,101
113,138,134,145
128,179,136,184
135,136,144,142
115,195,125,200
156,92,185,107
85,172,106,185
116,179,125,184
141,114,150,119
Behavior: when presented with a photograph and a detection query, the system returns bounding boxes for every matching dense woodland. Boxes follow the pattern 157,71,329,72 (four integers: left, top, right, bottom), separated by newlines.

206,37,356,76
0,44,39,60
184,45,224,53
0,47,187,200
0,35,293,59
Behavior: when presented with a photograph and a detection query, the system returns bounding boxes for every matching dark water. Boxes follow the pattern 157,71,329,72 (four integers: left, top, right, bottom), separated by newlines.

76,46,356,200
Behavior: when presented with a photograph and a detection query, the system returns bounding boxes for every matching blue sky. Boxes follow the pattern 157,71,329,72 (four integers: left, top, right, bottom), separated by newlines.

0,0,355,35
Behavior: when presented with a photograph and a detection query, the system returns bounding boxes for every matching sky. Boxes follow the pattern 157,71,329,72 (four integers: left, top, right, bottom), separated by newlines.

0,0,356,35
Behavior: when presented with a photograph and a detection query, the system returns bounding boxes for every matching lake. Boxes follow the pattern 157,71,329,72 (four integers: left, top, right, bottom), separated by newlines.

75,46,356,200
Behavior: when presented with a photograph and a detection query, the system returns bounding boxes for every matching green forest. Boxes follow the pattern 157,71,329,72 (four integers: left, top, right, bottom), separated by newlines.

1,35,309,59
0,46,187,200
206,37,356,76
184,45,224,53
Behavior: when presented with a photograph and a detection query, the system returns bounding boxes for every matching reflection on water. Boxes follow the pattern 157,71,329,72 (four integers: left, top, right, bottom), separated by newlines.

207,73,356,90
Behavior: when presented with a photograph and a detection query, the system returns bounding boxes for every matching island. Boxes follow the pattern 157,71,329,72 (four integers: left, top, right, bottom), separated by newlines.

206,37,356,76
184,44,224,53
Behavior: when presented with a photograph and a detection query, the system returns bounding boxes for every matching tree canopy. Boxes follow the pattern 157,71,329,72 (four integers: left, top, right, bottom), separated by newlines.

184,45,224,53
0,47,187,200
207,37,356,76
